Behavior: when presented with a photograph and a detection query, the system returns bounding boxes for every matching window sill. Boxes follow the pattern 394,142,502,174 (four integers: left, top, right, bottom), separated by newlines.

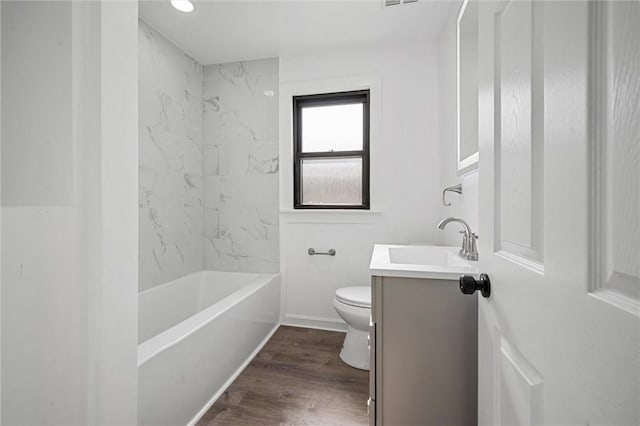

280,209,383,224
280,209,383,215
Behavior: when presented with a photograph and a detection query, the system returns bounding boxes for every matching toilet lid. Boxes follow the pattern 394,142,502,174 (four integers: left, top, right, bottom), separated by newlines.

336,286,371,308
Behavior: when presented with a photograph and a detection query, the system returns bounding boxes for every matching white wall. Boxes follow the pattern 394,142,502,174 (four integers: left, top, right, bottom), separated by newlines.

2,4,87,423
279,42,444,330
1,2,138,424
437,5,480,247
1,2,74,207
88,2,139,423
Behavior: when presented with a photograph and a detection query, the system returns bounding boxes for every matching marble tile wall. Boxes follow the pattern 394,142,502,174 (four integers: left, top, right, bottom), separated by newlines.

203,59,280,272
138,21,204,291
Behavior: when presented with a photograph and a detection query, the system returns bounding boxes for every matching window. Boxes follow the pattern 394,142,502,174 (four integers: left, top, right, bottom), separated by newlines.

293,90,370,209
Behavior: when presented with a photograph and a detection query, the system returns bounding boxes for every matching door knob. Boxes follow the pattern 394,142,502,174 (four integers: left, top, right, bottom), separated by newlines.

459,273,491,298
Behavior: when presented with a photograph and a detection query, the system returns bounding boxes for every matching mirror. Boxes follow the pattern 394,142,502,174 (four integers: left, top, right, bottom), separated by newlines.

457,0,479,175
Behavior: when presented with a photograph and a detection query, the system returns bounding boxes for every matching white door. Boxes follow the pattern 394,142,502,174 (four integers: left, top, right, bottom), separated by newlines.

476,1,640,425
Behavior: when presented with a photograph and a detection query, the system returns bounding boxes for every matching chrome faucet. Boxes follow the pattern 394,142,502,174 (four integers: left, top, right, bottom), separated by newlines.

437,217,478,261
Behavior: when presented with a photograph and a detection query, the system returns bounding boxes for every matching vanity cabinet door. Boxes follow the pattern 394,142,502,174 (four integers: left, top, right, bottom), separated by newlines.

376,277,477,426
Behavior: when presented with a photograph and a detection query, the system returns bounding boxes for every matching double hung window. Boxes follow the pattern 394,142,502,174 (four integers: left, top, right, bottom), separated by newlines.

292,90,370,209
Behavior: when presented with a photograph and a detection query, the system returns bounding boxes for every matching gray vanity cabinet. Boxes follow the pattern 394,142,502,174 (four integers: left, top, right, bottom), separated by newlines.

369,275,478,426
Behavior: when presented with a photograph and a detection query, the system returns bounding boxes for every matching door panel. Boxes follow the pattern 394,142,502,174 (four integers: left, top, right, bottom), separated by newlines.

496,0,545,267
496,333,544,426
589,1,640,309
478,1,639,425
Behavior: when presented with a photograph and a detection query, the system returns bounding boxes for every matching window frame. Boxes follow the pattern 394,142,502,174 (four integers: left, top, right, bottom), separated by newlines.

292,89,371,210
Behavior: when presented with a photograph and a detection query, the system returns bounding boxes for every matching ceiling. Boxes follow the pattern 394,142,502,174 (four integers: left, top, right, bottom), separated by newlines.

138,0,456,65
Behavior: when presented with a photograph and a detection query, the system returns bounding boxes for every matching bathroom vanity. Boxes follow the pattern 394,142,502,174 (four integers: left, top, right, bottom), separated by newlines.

368,245,479,426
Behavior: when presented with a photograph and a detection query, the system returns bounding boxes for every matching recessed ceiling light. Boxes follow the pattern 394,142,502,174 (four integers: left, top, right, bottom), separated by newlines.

171,0,194,13
264,90,275,97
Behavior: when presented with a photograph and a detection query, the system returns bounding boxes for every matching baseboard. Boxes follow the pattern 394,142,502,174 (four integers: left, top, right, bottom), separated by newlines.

186,322,280,426
282,314,348,333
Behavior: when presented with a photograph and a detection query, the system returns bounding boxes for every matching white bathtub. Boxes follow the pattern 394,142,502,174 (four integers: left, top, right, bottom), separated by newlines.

137,270,280,426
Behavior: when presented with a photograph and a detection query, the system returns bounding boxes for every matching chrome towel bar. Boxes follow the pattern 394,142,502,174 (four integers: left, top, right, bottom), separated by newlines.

308,248,336,256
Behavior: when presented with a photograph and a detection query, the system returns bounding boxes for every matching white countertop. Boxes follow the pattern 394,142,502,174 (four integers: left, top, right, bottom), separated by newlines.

369,244,479,280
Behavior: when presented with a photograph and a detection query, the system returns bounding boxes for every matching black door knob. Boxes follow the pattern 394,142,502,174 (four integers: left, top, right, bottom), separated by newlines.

459,273,491,298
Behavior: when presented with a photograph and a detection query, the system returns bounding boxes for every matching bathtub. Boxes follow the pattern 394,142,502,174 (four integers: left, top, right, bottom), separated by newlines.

137,270,280,426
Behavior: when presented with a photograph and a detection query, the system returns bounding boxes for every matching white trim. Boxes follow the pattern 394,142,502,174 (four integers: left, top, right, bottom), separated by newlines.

459,151,479,170
280,209,382,225
186,323,281,426
588,0,608,298
456,0,480,176
279,213,289,325
284,217,380,226
498,335,545,425
589,289,640,317
280,209,383,216
494,250,544,276
283,314,348,332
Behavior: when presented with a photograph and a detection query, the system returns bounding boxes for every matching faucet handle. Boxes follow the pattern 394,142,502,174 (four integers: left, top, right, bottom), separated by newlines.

458,230,469,257
467,233,479,261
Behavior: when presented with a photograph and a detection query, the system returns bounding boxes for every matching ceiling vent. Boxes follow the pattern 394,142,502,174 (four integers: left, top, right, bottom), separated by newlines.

384,0,418,6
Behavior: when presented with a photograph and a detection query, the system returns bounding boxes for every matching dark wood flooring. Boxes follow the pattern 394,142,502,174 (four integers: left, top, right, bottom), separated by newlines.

196,326,370,426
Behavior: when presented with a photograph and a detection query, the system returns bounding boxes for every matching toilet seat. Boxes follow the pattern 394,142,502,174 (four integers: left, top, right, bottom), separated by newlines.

335,286,371,309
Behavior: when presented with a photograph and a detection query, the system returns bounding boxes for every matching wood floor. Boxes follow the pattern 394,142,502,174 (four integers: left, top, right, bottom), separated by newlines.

196,326,370,426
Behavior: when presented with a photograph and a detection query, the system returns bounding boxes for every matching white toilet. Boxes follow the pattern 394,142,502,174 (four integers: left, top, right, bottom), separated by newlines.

333,286,371,370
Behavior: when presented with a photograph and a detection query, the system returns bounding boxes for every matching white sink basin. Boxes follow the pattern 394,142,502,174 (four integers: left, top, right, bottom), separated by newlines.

370,244,478,280
388,246,470,268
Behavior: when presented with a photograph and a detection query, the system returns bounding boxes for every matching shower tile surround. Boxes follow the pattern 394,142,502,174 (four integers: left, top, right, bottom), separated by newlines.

138,21,204,291
203,60,279,273
138,20,279,291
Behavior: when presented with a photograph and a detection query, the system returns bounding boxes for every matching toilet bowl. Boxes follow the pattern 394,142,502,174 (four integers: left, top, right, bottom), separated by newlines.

333,286,371,370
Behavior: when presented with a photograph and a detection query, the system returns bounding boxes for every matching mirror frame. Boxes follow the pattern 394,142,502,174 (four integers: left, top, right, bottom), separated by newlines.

456,0,479,175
